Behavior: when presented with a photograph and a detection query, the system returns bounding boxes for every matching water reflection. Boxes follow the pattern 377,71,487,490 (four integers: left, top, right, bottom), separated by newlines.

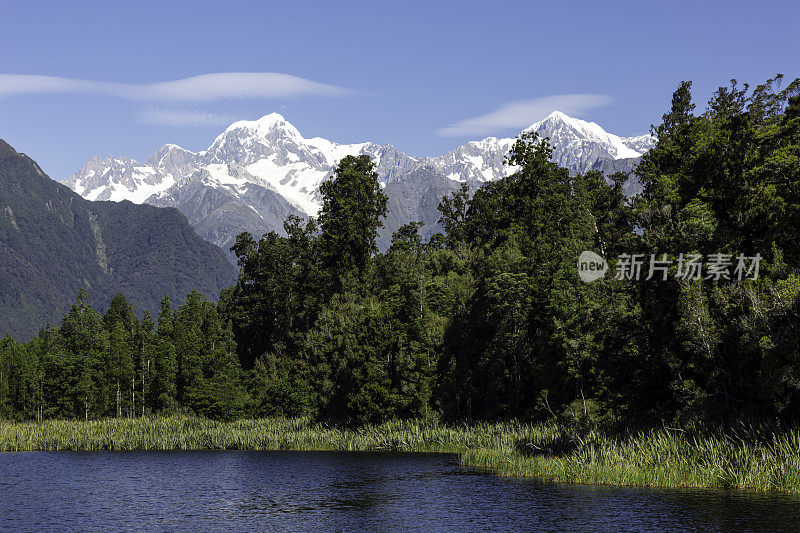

0,450,798,532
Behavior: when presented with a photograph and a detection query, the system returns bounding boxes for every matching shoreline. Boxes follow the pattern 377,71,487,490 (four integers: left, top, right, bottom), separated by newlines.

2,417,799,493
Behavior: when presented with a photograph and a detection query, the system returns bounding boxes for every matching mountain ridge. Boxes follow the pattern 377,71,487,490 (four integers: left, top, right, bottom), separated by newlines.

65,112,654,254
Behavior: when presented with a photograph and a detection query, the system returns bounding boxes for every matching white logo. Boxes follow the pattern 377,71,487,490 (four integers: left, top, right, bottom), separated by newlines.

578,251,608,283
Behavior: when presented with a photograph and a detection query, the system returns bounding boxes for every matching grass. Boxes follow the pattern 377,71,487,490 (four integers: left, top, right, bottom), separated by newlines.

0,417,548,453
462,424,800,493
2,417,800,493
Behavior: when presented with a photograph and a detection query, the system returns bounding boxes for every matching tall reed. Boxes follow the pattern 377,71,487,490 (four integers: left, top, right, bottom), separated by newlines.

461,424,800,492
2,417,799,492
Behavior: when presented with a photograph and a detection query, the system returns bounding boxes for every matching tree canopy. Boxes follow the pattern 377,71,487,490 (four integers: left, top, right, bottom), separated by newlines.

3,74,800,428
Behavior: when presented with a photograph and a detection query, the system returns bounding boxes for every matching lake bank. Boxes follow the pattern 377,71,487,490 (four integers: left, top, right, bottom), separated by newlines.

2,416,799,493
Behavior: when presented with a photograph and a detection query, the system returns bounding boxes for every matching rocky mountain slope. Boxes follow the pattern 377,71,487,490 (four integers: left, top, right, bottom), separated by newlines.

0,140,237,340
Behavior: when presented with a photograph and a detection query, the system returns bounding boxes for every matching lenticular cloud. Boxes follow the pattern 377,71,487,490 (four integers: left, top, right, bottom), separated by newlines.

436,94,614,137
0,73,354,102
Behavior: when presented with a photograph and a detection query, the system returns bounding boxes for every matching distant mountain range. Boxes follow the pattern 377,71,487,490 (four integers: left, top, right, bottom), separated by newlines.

0,139,237,340
65,112,654,254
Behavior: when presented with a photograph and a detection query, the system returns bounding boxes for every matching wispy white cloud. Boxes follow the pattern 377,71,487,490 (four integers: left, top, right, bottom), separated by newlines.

436,94,614,137
0,72,355,101
135,109,237,127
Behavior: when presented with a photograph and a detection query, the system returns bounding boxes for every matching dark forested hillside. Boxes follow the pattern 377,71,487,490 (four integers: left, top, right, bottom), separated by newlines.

0,140,236,340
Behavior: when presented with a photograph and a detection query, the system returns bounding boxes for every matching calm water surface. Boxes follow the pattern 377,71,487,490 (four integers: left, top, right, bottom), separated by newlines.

1,451,799,532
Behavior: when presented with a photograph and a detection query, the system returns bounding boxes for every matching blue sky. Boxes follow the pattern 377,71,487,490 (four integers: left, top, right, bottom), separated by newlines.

1,0,799,180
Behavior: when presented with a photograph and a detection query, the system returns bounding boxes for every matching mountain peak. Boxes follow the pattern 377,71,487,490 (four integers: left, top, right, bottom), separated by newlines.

0,139,18,159
544,110,571,121
225,112,289,132
521,111,586,134
256,112,287,124
520,111,650,161
162,143,190,151
533,110,591,130
217,112,304,144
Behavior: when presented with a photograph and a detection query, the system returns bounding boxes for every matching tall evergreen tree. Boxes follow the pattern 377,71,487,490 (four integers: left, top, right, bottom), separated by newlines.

317,155,388,288
60,290,108,419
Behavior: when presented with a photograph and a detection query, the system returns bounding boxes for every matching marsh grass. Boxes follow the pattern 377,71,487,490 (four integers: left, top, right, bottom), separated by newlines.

0,417,556,454
462,424,800,492
2,417,799,492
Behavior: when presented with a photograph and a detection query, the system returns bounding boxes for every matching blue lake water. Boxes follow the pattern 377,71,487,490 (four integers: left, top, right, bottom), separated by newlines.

1,451,799,532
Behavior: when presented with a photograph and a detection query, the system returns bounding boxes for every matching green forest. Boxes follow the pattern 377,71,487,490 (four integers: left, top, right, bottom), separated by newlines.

2,74,800,432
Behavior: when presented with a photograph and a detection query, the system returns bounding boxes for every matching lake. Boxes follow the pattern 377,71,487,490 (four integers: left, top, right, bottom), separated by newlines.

1,451,799,532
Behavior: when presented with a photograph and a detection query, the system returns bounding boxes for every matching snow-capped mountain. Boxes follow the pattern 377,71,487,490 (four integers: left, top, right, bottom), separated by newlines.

425,111,652,184
69,155,170,203
525,111,643,167
65,111,654,256
67,113,422,215
428,137,516,183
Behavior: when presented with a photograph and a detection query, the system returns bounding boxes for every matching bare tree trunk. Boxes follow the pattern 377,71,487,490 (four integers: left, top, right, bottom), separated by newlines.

131,376,135,418
116,381,121,418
